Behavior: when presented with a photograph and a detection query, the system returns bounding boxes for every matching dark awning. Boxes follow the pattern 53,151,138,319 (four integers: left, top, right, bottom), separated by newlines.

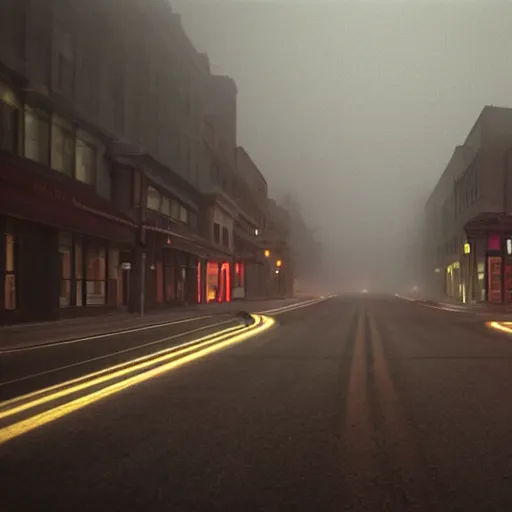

464,213,512,237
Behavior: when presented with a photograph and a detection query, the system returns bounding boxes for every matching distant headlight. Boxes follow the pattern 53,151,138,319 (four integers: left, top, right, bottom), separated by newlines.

362,289,368,294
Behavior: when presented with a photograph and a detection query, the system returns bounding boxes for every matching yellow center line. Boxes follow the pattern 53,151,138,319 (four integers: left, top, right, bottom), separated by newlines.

0,323,248,420
0,315,275,445
368,305,439,507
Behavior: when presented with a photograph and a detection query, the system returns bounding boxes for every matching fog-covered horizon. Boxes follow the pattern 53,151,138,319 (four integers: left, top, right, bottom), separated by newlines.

173,0,512,292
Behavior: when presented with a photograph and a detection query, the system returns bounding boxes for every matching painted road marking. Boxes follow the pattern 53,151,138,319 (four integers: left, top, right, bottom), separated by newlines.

0,314,275,445
487,321,512,334
343,303,438,508
1,318,235,388
2,298,330,404
0,322,246,414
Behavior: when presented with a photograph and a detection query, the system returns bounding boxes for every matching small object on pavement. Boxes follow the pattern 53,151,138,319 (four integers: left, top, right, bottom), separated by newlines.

236,311,255,326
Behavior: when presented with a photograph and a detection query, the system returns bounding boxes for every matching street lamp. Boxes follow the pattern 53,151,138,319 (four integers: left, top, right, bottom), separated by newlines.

264,249,270,258
276,259,282,267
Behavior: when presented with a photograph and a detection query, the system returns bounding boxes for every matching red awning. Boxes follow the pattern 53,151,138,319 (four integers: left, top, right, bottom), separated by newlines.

0,185,135,244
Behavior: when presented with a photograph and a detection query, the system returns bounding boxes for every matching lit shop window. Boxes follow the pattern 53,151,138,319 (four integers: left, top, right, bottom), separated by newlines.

4,232,16,310
86,245,106,305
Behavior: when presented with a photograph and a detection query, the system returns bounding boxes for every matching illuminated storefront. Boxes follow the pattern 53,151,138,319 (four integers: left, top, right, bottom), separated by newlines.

206,261,232,303
445,261,461,301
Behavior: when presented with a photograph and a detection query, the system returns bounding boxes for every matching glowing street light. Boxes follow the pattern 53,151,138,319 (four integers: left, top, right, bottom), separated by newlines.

264,249,270,258
254,228,259,236
276,259,282,267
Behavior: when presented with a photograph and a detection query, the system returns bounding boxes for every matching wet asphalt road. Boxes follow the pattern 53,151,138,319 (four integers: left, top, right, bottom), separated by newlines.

3,295,512,511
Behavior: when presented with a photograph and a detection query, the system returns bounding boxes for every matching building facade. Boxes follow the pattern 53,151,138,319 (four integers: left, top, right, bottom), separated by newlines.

0,0,296,324
0,0,231,324
423,106,512,304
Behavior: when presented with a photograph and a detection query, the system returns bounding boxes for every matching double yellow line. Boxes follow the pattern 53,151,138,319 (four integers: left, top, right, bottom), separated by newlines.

0,314,275,445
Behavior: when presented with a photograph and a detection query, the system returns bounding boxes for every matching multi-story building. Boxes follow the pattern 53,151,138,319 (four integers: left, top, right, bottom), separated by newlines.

423,105,512,303
0,0,232,324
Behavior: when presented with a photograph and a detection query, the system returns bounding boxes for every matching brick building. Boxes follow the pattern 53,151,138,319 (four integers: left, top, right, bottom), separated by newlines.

423,106,512,303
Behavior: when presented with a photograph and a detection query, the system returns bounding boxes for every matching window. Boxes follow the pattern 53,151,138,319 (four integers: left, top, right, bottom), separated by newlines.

213,223,221,244
179,205,188,224
147,186,161,211
86,245,106,305
4,232,16,310
0,82,20,153
24,107,49,164
171,200,180,220
52,122,74,175
222,227,229,248
75,139,96,185
161,197,171,217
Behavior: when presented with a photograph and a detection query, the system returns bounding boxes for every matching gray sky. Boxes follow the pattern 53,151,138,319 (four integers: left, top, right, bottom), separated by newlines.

173,0,512,291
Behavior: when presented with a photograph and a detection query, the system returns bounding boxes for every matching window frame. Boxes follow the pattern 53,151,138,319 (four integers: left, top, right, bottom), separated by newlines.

4,231,17,311
146,185,161,211
24,106,50,165
0,82,21,154
51,119,75,176
75,138,97,185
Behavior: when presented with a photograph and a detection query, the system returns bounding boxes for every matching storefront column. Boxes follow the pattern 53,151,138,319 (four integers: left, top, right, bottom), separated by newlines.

129,245,145,315
19,223,60,322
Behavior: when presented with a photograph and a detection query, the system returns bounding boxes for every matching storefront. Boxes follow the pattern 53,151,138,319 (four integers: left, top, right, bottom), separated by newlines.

205,261,232,303
464,214,512,304
0,154,135,324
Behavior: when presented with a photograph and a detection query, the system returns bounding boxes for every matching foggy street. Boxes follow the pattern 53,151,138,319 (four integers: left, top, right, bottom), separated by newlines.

4,296,512,511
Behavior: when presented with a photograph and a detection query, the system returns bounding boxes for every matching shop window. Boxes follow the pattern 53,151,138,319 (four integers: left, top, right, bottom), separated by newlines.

179,205,188,224
59,237,72,306
147,186,160,211
52,121,74,175
86,245,106,305
0,82,20,154
4,232,16,310
162,197,171,217
75,139,96,185
24,107,49,164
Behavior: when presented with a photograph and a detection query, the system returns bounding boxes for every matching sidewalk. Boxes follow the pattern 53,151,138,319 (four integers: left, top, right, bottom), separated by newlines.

413,296,512,314
0,297,300,351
